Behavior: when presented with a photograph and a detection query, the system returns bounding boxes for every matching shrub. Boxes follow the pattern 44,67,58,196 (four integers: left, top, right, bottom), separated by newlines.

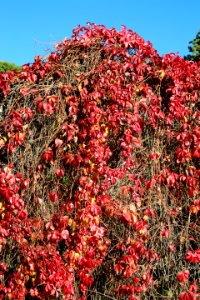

0,23,199,299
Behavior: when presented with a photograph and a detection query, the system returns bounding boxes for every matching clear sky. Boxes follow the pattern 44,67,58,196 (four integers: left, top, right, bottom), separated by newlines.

1,0,200,66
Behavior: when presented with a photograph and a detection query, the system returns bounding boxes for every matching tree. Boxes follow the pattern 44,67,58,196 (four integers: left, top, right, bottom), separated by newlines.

0,61,21,72
0,24,199,299
185,30,200,62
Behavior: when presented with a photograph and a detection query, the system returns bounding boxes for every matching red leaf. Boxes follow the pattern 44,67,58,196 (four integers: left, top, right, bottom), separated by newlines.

61,229,69,240
42,148,54,162
177,270,190,282
122,212,132,223
114,263,124,274
49,191,60,203
179,291,197,300
55,168,65,177
55,138,63,147
186,249,200,263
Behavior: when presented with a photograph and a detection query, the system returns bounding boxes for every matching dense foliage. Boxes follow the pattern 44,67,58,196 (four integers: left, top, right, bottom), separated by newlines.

0,61,21,73
0,23,199,299
185,30,200,62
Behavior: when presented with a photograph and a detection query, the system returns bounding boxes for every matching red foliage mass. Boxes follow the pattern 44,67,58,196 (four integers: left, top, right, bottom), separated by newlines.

0,23,199,299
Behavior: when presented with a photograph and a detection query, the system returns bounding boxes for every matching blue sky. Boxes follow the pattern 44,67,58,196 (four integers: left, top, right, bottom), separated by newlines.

1,0,200,66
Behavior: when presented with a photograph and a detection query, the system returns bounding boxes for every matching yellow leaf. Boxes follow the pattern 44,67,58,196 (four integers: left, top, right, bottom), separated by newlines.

91,197,96,203
78,84,82,92
0,136,7,146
